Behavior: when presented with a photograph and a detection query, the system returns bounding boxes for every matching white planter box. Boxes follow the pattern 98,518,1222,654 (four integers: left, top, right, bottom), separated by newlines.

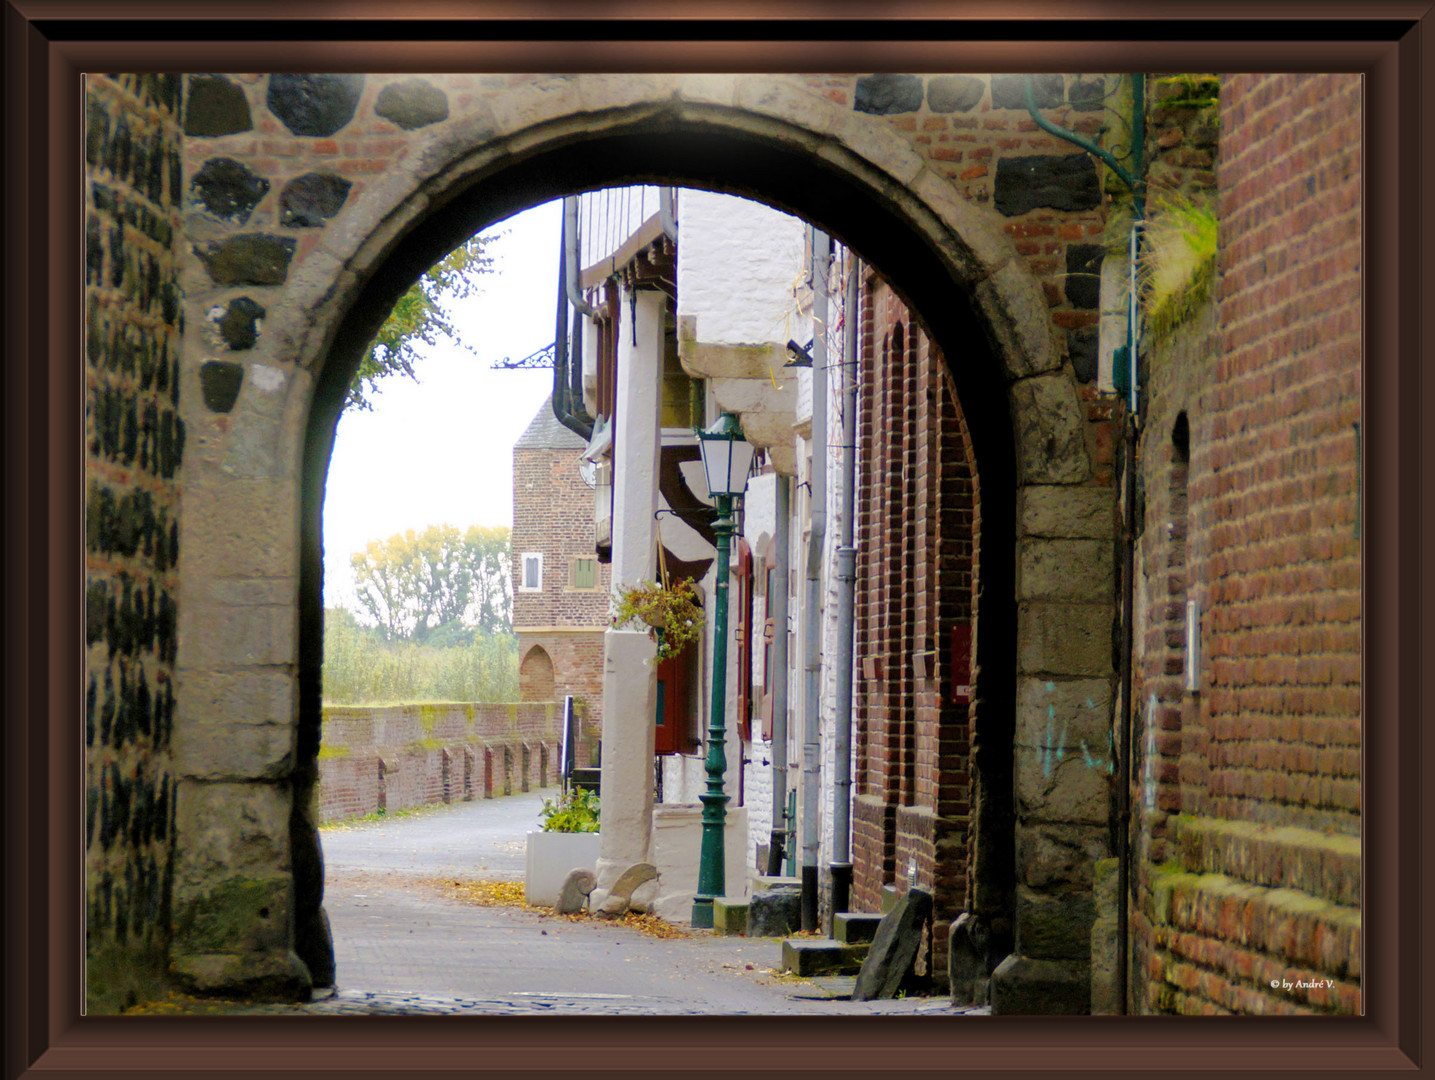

524,831,601,907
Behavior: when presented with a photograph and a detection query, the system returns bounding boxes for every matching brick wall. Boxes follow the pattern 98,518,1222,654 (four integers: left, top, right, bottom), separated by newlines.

512,443,611,629
84,74,187,1010
316,701,561,822
852,273,978,978
1128,73,1362,1016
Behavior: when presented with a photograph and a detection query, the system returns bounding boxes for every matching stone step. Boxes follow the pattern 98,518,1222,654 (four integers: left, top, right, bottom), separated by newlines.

880,884,901,914
748,888,801,937
834,911,885,944
781,938,870,977
752,874,802,892
713,898,748,936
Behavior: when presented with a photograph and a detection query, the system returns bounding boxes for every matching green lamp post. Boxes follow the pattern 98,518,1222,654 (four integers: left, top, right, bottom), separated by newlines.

691,412,756,929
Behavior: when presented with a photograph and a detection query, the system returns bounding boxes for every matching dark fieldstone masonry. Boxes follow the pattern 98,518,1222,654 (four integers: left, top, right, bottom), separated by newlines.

927,75,984,114
375,78,449,130
280,173,353,227
994,154,1102,217
200,360,246,413
184,75,253,137
191,158,270,224
195,233,297,286
855,74,924,115
267,73,365,137
215,297,266,350
1064,244,1104,309
992,74,1064,110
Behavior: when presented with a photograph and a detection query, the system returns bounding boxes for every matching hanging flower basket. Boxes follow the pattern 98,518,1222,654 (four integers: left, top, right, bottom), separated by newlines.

612,578,702,661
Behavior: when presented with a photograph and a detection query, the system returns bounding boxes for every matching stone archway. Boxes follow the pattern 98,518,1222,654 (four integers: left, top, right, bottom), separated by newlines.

171,74,1112,1007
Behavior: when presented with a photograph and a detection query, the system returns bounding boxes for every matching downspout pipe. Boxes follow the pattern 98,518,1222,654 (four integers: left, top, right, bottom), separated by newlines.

828,251,859,923
1114,72,1146,1019
766,474,792,876
800,228,831,932
1025,74,1146,1016
659,186,677,242
553,195,594,440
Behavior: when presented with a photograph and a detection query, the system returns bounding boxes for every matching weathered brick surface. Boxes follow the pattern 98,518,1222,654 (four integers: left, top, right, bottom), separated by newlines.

1127,74,1362,1016
85,74,187,1005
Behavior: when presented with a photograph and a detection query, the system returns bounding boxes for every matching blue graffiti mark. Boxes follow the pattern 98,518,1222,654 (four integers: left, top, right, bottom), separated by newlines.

1041,683,1115,776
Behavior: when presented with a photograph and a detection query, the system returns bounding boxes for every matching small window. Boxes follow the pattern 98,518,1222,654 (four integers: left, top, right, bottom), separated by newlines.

570,556,598,590
519,552,543,592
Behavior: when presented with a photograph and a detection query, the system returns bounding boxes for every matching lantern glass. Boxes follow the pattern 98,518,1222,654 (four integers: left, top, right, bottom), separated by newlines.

696,413,754,499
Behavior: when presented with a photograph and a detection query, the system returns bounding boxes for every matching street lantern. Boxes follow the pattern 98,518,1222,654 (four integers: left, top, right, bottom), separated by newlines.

690,412,754,928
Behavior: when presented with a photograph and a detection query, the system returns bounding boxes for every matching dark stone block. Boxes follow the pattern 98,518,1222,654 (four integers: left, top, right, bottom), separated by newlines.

181,74,246,139
851,886,933,1001
1015,890,1095,961
200,360,244,413
748,888,801,937
216,296,266,350
191,157,270,224
948,912,993,1006
375,78,450,130
994,154,1101,217
195,234,296,286
267,73,364,137
1068,76,1105,112
280,172,353,228
1067,327,1100,384
1065,243,1104,309
992,74,1063,110
927,74,984,113
990,953,1091,1015
854,74,924,115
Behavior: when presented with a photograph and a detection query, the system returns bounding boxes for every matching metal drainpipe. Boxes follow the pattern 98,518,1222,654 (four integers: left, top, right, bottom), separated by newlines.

828,251,859,923
766,474,792,876
800,228,830,932
552,202,592,441
1114,72,1146,1019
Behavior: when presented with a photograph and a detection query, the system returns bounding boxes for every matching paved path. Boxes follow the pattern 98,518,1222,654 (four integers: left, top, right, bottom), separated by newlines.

313,790,987,1017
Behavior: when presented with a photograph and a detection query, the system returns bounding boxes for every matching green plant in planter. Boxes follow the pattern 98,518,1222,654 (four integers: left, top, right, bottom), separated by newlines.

611,577,702,661
539,787,601,833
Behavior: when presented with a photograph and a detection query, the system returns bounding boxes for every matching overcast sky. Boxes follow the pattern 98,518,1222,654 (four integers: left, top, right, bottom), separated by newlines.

321,199,562,610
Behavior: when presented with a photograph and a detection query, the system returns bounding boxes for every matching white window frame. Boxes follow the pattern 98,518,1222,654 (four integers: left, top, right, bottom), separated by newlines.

519,552,544,592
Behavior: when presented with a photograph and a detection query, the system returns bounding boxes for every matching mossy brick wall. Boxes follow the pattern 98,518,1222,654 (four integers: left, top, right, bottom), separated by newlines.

1127,74,1362,1016
316,702,559,822
84,73,187,1007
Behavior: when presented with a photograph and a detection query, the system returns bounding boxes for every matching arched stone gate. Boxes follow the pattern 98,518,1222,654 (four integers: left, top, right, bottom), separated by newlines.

154,73,1115,1007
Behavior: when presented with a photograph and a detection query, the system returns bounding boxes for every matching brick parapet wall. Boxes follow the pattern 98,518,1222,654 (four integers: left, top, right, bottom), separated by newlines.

316,701,561,822
84,74,187,1005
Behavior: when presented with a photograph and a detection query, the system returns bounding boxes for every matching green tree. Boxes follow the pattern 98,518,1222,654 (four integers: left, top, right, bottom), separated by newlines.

347,233,499,411
350,524,513,644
